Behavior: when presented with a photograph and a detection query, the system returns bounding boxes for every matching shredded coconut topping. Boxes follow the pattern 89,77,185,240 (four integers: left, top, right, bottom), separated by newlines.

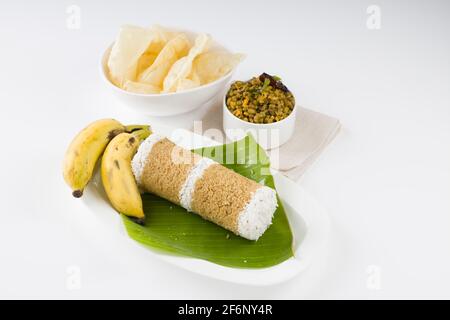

237,186,278,240
179,157,215,211
131,133,164,185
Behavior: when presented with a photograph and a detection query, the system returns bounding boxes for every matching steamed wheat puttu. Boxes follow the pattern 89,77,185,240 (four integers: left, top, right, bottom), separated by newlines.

131,134,278,240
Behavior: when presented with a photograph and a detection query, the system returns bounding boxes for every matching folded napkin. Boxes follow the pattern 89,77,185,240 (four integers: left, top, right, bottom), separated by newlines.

268,107,341,180
192,99,341,181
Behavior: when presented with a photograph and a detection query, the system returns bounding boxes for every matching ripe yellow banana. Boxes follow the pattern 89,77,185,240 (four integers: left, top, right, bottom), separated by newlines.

63,119,125,198
101,129,151,224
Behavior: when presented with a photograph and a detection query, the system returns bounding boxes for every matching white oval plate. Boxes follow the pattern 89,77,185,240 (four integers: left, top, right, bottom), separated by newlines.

81,129,330,286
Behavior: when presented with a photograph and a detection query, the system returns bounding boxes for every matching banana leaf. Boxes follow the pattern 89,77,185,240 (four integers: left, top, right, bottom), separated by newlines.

122,135,294,268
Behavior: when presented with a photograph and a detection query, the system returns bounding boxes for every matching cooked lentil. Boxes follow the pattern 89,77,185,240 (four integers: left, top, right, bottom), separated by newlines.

226,73,295,124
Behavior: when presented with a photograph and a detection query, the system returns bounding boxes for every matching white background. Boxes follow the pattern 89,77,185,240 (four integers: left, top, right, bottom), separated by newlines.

0,0,449,299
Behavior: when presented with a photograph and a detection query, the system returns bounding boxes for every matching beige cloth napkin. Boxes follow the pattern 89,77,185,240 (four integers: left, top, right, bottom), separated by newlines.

193,100,341,181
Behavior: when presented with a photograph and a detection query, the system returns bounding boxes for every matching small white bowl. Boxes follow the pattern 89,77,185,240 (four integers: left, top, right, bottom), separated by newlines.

223,91,297,150
100,31,235,117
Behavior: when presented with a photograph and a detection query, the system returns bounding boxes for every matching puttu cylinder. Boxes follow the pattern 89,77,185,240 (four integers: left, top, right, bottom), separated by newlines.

131,134,277,240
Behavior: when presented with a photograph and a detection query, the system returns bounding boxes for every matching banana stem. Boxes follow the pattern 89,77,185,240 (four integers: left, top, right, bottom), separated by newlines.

132,128,152,141
125,124,151,133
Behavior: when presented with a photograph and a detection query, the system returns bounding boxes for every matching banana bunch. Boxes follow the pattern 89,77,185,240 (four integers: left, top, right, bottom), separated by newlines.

63,118,151,224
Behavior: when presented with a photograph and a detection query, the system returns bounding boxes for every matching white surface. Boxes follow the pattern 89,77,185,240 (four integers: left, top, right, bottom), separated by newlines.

0,0,449,299
223,94,297,149
82,129,329,286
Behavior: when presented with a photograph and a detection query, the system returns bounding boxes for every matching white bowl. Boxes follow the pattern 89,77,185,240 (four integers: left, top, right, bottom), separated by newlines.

100,32,235,117
223,91,297,150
